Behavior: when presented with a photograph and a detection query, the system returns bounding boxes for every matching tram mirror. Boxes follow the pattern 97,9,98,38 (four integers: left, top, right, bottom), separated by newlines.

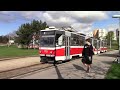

56,43,58,46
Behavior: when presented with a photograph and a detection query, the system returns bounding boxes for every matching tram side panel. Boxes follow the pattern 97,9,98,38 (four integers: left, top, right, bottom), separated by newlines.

70,34,85,58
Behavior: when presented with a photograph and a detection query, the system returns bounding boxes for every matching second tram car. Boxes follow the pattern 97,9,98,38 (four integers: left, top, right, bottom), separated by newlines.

86,37,107,54
99,40,107,53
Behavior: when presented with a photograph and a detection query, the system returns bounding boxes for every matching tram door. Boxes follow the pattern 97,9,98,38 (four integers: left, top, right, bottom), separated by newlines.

65,36,70,60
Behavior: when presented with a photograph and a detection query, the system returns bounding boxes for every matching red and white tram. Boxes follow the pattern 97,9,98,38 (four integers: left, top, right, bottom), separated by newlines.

39,27,85,63
39,27,108,63
86,37,108,54
85,37,100,55
99,40,107,53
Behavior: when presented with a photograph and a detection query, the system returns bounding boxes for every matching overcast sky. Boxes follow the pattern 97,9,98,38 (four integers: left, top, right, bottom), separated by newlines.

0,11,120,35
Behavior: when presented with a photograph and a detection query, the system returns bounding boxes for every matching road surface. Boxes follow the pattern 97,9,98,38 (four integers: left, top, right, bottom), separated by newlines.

11,50,118,79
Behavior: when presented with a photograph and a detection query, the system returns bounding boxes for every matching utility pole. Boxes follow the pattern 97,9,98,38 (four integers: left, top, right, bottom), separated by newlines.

8,35,10,47
110,32,111,49
112,15,120,54
112,15,120,63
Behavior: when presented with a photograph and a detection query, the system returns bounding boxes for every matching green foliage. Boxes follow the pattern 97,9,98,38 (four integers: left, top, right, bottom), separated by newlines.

0,35,9,43
15,20,49,47
107,40,119,50
105,63,120,79
105,31,114,45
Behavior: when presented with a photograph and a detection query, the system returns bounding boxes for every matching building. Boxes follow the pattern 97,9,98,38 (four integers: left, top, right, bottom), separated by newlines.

86,31,93,37
9,40,14,45
93,29,99,38
93,29,108,40
98,29,108,40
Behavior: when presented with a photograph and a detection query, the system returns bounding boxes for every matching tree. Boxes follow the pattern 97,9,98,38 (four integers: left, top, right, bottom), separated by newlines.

0,35,9,44
105,31,114,48
16,23,32,46
15,20,49,48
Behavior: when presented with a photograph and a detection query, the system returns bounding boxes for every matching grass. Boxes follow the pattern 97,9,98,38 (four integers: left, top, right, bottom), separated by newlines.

0,45,39,58
105,63,120,79
107,45,119,51
105,45,120,79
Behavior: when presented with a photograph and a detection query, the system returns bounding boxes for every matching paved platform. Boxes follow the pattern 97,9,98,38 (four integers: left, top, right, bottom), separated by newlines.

0,56,40,72
13,50,118,79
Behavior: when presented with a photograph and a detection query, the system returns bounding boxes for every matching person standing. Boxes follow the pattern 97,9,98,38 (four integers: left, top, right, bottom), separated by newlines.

82,39,94,73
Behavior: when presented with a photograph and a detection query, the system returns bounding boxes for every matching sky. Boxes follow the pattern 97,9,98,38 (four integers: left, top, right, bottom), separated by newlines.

0,11,120,36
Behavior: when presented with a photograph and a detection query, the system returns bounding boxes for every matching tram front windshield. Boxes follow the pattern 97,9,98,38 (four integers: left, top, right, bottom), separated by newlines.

40,31,55,47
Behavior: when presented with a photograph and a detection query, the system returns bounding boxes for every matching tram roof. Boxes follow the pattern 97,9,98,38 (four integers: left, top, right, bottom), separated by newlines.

40,29,86,36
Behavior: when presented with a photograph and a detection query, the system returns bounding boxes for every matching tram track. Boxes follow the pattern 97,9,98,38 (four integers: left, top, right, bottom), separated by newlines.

0,62,53,79
10,58,81,79
0,57,80,79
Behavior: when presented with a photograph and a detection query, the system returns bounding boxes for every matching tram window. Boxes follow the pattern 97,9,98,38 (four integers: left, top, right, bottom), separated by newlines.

71,34,83,46
94,40,97,48
62,35,65,46
41,31,55,35
98,41,100,48
55,34,63,46
102,41,103,47
79,36,85,46
89,39,92,44
73,38,77,46
71,37,73,46
73,36,79,46
75,35,79,45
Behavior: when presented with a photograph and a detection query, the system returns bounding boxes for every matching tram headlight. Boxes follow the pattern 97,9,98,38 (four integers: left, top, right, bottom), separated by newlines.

40,50,41,53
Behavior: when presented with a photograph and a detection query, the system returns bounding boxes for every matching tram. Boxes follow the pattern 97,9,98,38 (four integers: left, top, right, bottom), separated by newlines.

85,37,107,54
39,26,108,63
99,40,107,53
39,27,85,63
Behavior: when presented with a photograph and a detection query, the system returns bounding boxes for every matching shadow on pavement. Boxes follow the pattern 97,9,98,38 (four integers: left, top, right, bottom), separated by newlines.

98,53,118,58
72,64,85,71
54,65,64,79
102,61,113,65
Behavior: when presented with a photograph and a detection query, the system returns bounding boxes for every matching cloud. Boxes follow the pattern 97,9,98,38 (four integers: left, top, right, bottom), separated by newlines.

43,11,76,27
0,11,16,23
65,11,108,23
17,11,45,21
0,11,109,33
41,11,109,33
71,23,93,34
105,24,118,31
